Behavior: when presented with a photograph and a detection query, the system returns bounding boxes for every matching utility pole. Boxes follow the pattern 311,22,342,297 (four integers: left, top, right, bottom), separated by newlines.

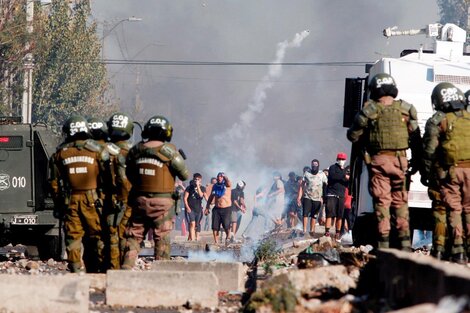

21,0,34,124
133,67,143,120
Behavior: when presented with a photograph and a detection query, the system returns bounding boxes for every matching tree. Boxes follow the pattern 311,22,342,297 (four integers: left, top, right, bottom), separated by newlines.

33,0,117,130
437,0,469,29
0,0,32,116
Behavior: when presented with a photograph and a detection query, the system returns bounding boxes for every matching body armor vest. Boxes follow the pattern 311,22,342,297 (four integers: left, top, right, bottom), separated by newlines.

57,142,99,191
368,100,409,153
131,143,175,193
441,110,470,165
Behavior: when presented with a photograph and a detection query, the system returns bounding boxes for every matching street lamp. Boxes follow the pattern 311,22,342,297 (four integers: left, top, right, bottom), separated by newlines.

101,16,143,60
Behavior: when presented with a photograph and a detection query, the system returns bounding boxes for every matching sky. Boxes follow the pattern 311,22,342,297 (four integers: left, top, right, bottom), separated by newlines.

91,1,440,190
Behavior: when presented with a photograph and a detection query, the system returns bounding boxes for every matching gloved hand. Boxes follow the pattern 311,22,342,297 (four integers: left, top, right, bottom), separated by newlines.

407,158,419,176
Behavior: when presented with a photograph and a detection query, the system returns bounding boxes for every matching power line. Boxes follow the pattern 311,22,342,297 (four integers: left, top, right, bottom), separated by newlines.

100,59,370,66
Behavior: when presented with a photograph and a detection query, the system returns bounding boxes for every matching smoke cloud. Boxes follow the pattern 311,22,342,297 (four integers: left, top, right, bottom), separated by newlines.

91,1,440,238
223,30,310,139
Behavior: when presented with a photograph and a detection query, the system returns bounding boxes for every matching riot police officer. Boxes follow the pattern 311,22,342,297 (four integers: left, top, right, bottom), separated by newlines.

465,89,470,112
50,115,110,273
122,115,189,269
421,82,470,264
88,117,109,143
88,115,129,270
106,112,134,269
347,73,422,251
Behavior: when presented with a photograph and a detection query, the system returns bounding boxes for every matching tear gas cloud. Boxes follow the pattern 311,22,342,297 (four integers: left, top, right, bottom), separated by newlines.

92,1,439,236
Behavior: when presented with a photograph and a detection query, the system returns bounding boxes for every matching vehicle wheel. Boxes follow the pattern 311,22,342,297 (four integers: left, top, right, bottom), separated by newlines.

39,232,65,261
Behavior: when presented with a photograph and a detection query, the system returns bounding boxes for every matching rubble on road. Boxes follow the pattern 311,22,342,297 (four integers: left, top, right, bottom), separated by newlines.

1,227,469,313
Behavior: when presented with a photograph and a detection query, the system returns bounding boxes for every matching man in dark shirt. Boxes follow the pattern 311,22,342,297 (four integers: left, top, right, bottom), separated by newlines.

183,173,207,241
325,153,350,241
284,172,300,230
229,181,246,242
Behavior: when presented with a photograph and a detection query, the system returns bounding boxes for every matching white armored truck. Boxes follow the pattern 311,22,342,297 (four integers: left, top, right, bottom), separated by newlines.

343,23,470,245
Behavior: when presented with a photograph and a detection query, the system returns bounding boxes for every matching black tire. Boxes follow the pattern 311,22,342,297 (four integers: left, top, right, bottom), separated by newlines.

39,231,65,261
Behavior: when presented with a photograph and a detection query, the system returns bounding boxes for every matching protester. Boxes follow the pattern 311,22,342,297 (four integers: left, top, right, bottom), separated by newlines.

184,173,207,241
266,171,285,228
298,159,328,238
229,180,246,242
284,172,300,230
325,153,349,242
202,177,217,231
341,166,352,238
243,186,267,240
204,172,232,244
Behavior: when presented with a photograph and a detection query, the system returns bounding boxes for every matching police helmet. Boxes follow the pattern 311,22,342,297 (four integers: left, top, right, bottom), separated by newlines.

368,73,398,101
431,82,465,112
142,115,173,142
107,112,134,141
465,89,470,107
62,115,90,141
87,117,108,141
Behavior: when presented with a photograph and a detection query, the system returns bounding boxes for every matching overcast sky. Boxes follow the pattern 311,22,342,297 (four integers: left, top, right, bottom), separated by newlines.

91,1,440,187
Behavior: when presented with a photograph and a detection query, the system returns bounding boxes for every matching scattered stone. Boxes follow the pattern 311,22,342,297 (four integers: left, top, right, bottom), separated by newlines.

17,259,28,268
26,261,39,270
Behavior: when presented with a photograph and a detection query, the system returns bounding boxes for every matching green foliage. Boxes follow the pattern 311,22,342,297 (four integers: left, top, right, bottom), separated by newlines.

33,0,116,130
244,281,298,313
437,0,468,29
0,0,30,115
254,239,282,275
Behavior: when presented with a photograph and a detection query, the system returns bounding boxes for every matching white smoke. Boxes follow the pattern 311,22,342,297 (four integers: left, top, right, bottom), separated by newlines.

205,30,310,239
220,30,310,142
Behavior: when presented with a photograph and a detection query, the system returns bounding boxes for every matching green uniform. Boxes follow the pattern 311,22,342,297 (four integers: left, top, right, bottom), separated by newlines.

422,115,448,255
348,99,421,250
422,110,470,257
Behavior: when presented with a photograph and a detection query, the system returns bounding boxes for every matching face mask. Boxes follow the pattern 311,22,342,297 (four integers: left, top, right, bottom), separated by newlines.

337,160,346,167
311,165,319,174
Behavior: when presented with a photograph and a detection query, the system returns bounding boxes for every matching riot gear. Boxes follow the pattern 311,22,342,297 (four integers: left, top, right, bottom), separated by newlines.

142,115,173,142
88,117,108,141
431,82,465,112
441,110,470,166
107,112,134,141
465,89,470,111
368,101,410,153
368,73,398,101
62,115,90,141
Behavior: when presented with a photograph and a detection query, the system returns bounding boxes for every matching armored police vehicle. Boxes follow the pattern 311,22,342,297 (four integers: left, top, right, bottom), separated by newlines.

0,116,62,259
343,23,470,245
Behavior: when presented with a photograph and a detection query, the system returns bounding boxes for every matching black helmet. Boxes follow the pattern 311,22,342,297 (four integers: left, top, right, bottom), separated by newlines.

465,89,470,107
142,115,173,142
107,112,134,141
87,117,108,141
368,73,398,101
62,115,90,141
431,82,465,112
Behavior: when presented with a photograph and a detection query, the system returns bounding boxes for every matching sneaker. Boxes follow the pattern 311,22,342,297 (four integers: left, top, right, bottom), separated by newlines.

335,233,341,243
298,231,305,237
